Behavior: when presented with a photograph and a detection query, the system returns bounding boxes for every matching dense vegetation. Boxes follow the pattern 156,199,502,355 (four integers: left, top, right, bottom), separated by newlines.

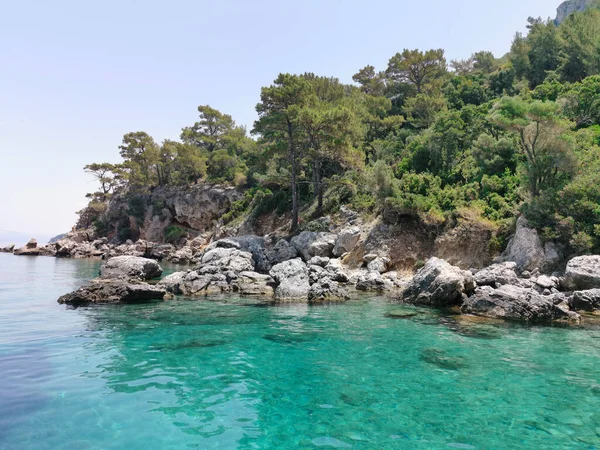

81,5,600,254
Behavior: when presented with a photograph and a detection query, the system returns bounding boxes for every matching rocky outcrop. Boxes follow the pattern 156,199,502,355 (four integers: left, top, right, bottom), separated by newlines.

556,0,594,24
0,244,14,253
269,258,311,301
58,279,166,305
462,285,579,323
561,255,600,291
402,257,475,306
13,238,40,256
502,217,545,272
99,256,163,280
501,217,564,273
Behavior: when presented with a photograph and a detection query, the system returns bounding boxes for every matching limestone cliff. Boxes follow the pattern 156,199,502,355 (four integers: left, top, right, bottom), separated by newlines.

98,184,243,243
556,0,594,24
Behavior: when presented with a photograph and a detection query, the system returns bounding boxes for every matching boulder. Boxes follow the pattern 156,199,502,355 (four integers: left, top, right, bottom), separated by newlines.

462,285,580,323
568,289,600,312
502,217,545,272
562,255,600,291
157,271,187,295
367,256,390,274
535,275,559,291
269,258,310,301
58,279,166,305
290,231,336,261
402,257,475,307
332,226,361,257
99,256,163,280
233,271,275,296
200,247,254,273
474,262,520,288
266,239,298,265
211,236,270,273
309,256,330,267
1,244,15,253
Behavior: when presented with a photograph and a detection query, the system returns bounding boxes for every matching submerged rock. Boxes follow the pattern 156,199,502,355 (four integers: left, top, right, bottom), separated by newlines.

58,279,166,305
402,257,475,307
99,256,163,280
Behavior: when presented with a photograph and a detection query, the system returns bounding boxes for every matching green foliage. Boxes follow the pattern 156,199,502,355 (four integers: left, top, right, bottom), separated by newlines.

164,225,188,245
77,5,600,258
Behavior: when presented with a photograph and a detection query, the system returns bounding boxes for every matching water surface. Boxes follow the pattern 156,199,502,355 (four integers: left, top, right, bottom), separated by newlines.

1,253,600,449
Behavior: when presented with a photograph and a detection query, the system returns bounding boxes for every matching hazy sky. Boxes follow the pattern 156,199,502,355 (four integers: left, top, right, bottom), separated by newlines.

0,0,559,237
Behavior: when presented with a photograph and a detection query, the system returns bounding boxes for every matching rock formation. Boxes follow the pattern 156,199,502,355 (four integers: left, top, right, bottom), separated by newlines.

556,0,594,24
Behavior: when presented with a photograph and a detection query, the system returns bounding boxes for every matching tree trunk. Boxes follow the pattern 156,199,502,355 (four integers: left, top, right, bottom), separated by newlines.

313,159,323,216
288,120,299,232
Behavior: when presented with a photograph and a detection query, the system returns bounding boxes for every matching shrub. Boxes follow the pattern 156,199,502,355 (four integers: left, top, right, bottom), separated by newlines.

164,225,188,244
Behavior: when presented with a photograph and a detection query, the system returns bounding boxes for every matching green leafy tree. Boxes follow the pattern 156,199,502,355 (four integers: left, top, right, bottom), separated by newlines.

386,49,447,94
490,97,576,197
253,74,312,231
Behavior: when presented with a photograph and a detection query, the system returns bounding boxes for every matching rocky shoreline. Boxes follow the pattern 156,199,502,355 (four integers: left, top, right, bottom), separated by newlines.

5,214,600,325
43,232,600,326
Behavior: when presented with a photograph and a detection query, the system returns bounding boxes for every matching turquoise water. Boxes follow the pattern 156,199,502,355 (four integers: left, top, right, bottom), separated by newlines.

1,253,600,449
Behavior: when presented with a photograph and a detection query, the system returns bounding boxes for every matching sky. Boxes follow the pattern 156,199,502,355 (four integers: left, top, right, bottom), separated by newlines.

0,0,559,238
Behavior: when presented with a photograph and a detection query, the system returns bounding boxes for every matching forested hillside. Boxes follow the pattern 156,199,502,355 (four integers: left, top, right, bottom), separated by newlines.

80,4,600,256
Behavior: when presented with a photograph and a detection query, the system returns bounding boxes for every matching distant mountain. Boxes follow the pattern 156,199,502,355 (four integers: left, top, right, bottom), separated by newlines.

0,230,53,247
556,0,595,24
48,233,67,243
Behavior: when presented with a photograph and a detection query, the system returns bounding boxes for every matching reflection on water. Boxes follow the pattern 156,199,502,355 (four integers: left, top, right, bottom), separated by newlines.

2,253,600,449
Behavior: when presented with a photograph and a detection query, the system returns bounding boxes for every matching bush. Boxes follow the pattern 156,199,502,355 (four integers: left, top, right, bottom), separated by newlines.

164,225,188,244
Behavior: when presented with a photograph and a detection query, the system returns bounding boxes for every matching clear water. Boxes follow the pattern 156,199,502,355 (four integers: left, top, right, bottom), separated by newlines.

2,253,600,449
